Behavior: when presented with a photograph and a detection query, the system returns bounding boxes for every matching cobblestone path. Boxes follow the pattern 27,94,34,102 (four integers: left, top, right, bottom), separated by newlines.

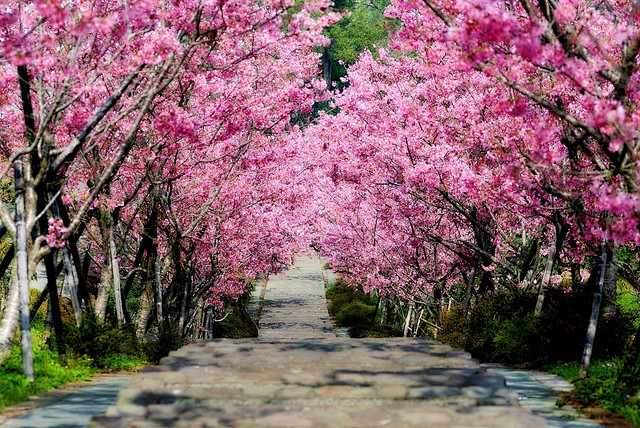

91,257,545,427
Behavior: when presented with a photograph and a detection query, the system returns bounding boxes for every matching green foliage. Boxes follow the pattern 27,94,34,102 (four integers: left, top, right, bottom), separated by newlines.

326,278,376,326
349,323,402,338
334,301,375,326
548,360,640,426
63,312,142,370
618,281,640,329
324,0,391,87
142,324,186,365
440,288,636,366
325,278,401,337
211,304,259,339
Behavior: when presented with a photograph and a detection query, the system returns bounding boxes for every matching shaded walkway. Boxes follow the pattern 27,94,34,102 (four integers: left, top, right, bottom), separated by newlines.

91,257,544,427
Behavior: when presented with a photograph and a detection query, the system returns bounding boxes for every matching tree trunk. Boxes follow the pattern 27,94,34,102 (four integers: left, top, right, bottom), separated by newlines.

95,210,113,324
136,268,155,341
109,218,125,326
58,203,91,310
535,227,558,315
178,273,191,336
15,155,34,381
322,46,332,89
463,266,477,314
403,305,413,337
580,242,608,375
571,263,582,289
62,247,82,327
0,270,20,364
155,254,163,329
602,243,619,317
43,251,67,363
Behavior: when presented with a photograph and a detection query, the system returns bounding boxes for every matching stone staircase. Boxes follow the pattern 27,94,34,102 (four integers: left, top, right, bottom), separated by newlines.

89,258,545,427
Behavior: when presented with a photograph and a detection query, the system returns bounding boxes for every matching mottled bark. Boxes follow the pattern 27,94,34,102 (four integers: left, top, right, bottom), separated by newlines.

136,273,154,340
15,154,34,381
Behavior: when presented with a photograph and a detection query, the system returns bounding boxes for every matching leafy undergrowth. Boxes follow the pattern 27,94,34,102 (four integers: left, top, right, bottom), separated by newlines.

440,288,636,366
548,360,640,427
325,279,402,337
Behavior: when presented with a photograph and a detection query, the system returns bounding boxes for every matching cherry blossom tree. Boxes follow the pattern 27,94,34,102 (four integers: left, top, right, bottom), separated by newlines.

0,0,337,375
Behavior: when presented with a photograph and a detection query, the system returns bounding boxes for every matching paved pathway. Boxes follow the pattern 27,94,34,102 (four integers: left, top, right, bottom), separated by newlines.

259,258,334,339
1,375,130,428
484,365,600,428
90,257,546,427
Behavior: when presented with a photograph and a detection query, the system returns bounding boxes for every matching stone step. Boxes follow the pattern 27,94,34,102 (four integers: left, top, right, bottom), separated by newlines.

90,338,545,427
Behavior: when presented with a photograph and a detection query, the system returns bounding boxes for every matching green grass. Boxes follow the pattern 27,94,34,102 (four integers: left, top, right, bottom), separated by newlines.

0,328,95,410
0,292,150,411
547,359,640,426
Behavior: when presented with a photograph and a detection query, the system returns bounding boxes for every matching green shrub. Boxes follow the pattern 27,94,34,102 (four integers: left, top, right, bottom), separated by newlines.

142,324,186,364
0,320,94,410
62,312,142,370
548,359,640,426
349,323,402,338
211,303,259,339
440,287,636,366
334,301,375,327
326,279,376,319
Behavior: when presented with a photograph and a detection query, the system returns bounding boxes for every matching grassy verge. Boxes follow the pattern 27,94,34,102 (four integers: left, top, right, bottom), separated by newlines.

0,294,149,411
547,359,640,426
0,322,95,410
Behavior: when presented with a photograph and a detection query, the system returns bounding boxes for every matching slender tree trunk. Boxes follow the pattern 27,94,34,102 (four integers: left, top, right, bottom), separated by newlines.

136,187,159,339
43,251,67,363
0,270,20,363
42,299,53,346
0,246,14,282
403,306,413,337
380,298,389,325
155,254,163,329
109,218,125,326
571,263,582,289
94,210,113,324
135,273,154,341
602,243,619,317
463,266,477,314
322,46,332,89
178,276,191,336
535,228,558,315
580,242,608,375
15,155,34,381
62,247,82,327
